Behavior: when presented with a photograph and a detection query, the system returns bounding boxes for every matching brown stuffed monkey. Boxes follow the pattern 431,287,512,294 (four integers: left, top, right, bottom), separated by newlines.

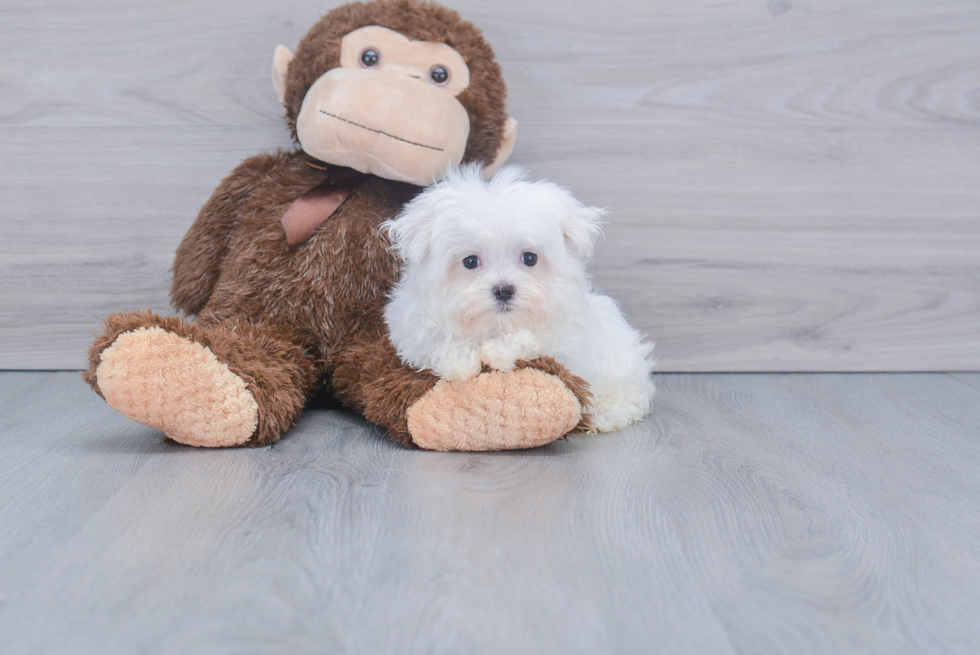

83,0,591,451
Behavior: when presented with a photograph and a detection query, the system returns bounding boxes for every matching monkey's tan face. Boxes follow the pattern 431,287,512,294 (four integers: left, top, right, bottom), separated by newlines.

295,26,472,186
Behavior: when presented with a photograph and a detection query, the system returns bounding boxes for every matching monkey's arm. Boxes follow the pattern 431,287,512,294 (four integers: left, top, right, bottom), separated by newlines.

170,154,277,315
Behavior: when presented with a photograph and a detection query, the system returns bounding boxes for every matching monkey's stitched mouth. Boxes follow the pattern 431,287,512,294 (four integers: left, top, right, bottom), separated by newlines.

319,110,444,152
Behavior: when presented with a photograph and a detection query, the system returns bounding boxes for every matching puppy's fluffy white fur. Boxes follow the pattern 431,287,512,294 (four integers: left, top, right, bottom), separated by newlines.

382,165,655,432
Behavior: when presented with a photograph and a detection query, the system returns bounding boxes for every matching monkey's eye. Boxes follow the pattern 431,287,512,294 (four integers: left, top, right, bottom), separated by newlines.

360,49,380,67
429,65,450,85
462,255,480,269
522,252,538,267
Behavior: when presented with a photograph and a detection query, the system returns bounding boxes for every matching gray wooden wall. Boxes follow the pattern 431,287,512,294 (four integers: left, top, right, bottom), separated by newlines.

2,0,978,371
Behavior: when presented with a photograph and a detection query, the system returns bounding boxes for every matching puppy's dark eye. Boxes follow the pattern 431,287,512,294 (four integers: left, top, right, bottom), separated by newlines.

522,252,538,267
360,49,380,67
463,255,480,269
429,65,449,85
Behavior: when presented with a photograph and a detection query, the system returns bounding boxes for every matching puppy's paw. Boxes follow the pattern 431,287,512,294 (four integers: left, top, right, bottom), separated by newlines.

480,340,518,371
509,330,540,359
437,348,483,381
480,330,540,371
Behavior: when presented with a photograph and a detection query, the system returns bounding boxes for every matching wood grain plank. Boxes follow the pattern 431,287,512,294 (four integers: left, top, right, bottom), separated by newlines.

1,125,977,370
2,0,979,371
0,372,166,600
2,1,978,130
2,371,980,653
0,127,289,371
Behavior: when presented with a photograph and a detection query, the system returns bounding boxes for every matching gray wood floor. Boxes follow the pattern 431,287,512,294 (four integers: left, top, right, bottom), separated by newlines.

2,371,979,654
2,0,979,371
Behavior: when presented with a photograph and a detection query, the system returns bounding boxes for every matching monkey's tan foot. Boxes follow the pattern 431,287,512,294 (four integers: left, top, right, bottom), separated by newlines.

95,327,259,447
405,367,582,451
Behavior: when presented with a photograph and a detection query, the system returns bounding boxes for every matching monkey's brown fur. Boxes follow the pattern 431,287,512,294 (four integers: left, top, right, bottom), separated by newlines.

84,1,590,447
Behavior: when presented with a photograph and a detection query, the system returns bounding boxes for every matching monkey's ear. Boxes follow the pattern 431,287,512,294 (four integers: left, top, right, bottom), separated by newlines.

482,117,518,180
272,45,295,106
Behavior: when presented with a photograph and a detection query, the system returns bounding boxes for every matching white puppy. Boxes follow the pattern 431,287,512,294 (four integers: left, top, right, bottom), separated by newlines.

382,165,655,432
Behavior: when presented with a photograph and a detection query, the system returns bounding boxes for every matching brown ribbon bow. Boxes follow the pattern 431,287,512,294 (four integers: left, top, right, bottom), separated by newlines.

281,166,367,249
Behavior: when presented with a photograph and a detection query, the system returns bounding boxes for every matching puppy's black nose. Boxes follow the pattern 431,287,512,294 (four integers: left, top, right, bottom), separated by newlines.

492,284,516,302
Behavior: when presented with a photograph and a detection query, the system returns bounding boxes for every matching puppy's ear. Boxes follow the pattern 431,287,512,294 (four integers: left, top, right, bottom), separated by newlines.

381,195,436,264
557,192,605,260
